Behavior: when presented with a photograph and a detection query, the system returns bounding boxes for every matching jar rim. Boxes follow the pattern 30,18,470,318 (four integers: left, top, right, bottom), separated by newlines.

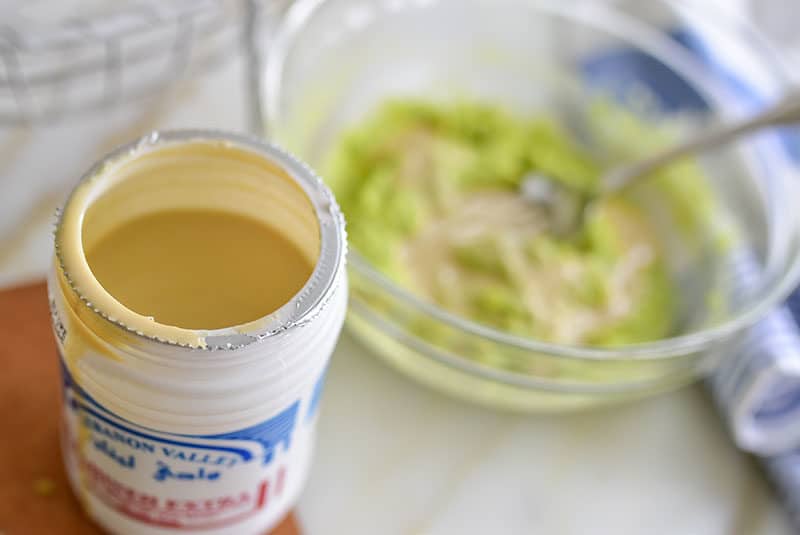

55,129,347,350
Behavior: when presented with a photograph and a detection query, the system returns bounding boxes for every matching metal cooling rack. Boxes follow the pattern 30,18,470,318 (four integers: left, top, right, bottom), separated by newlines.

0,0,288,127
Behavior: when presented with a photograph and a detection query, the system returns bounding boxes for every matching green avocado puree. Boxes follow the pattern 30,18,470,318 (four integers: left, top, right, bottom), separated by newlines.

326,99,676,346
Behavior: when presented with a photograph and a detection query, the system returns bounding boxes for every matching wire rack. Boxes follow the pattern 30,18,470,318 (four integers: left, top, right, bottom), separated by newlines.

0,0,287,127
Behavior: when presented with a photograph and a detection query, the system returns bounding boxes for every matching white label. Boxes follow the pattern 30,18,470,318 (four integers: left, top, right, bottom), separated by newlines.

57,351,326,534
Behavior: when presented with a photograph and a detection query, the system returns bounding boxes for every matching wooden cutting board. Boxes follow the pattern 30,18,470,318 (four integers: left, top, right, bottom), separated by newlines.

0,282,301,535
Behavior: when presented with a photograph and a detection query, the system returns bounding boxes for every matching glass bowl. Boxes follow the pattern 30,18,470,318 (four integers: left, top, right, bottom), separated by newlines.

262,0,800,411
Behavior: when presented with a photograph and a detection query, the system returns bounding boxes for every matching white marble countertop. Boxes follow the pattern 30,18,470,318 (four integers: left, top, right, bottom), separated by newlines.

0,54,793,535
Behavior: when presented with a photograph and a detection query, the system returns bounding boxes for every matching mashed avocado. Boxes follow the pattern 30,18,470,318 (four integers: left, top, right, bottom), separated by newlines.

326,99,675,346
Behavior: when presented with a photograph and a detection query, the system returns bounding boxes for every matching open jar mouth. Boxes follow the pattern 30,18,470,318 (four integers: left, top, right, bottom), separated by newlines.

264,0,800,362
55,129,347,350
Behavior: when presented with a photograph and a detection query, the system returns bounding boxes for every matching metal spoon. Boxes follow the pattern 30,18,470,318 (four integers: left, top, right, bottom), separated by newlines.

521,93,800,237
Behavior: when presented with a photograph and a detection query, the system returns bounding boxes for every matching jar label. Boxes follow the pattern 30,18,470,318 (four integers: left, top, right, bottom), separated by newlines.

58,357,321,533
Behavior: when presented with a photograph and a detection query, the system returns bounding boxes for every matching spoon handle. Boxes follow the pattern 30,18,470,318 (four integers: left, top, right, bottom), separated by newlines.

601,93,800,193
